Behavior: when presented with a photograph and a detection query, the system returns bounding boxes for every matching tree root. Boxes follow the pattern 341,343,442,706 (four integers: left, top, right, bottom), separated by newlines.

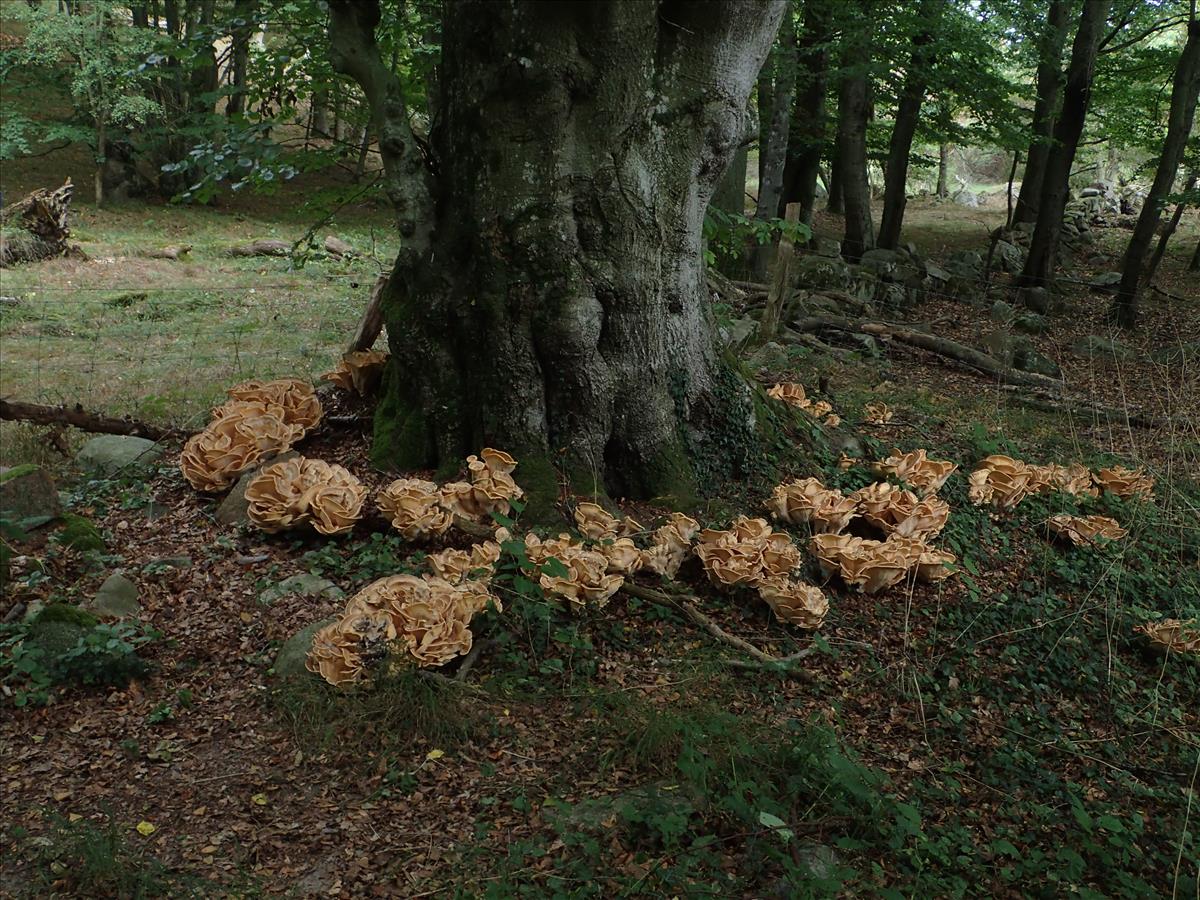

621,582,815,680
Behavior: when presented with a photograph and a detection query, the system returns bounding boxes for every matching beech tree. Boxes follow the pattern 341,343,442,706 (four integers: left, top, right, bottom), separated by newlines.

327,0,785,510
834,1,875,261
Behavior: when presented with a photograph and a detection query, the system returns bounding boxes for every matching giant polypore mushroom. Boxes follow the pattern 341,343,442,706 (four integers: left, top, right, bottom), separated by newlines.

1134,619,1200,656
640,512,701,579
872,448,957,496
440,448,525,522
538,546,625,611
245,456,367,535
378,478,453,539
225,377,323,432
320,350,390,397
766,477,858,534
757,578,829,629
1093,465,1154,500
967,455,1034,510
1045,514,1127,547
851,482,950,539
179,405,304,492
694,516,799,589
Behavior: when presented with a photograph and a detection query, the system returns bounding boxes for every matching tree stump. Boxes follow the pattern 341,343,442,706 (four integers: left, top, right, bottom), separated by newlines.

0,180,74,267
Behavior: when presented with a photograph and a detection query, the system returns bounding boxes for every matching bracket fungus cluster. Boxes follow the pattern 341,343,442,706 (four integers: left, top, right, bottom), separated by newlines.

639,513,702,579
767,477,858,534
872,448,957,496
376,449,525,539
308,572,499,685
245,456,367,535
1093,466,1155,500
1135,619,1200,656
767,382,841,427
851,483,950,539
811,533,953,593
694,516,828,629
863,402,894,425
1045,514,1127,547
180,378,322,491
321,350,390,397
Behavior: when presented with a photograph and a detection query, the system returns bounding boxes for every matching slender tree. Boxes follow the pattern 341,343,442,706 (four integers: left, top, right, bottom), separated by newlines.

1143,171,1198,285
877,0,942,250
1012,0,1071,226
777,0,830,230
755,15,797,223
327,0,784,508
835,2,874,261
1019,0,1111,296
1111,11,1200,329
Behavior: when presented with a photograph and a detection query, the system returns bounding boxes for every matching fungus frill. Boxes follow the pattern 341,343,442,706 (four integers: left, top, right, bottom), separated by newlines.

538,546,625,611
1094,466,1155,500
810,533,930,594
598,537,644,576
1027,463,1098,498
378,478,453,539
1134,619,1200,656
872,448,957,496
245,456,367,535
225,377,323,432
574,502,620,540
864,402,894,425
1045,514,1127,547
766,477,858,534
640,513,701,579
179,406,305,492
967,455,1034,509
767,382,809,408
851,482,950,539
757,577,829,629
440,448,525,521
427,540,503,584
306,574,483,681
694,516,800,589
320,350,390,397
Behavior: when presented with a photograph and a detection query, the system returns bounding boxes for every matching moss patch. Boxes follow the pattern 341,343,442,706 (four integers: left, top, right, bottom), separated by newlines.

0,463,40,484
54,514,106,552
371,366,435,471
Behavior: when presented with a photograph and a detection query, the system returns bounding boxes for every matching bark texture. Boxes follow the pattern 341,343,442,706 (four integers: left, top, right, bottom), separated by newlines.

778,0,831,230
0,181,74,267
1019,0,1111,294
877,0,941,250
1111,16,1200,329
835,16,875,262
1012,0,1070,226
330,0,785,507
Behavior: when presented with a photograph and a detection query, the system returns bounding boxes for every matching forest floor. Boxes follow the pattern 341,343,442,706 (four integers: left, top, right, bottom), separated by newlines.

1,170,1199,897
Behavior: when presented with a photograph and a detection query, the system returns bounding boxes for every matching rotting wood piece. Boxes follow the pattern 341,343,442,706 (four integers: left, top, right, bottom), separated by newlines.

227,239,292,258
0,399,178,441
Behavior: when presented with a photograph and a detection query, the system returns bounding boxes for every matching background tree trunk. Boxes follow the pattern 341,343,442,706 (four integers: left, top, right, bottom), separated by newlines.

778,0,830,231
331,0,785,507
751,19,797,277
1143,172,1197,285
1012,0,1070,226
836,11,874,262
826,153,844,212
1190,235,1200,270
1111,16,1200,329
1019,0,1110,294
227,0,257,118
877,0,940,250
936,142,950,197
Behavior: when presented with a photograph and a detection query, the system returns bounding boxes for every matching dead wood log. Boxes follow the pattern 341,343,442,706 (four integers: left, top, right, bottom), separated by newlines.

759,201,801,343
348,273,388,352
0,399,179,441
142,244,192,260
0,180,73,267
996,386,1165,429
227,239,291,258
788,315,1064,391
324,235,356,258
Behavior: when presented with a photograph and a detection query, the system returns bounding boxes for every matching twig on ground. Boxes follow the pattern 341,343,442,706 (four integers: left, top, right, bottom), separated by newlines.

455,638,493,682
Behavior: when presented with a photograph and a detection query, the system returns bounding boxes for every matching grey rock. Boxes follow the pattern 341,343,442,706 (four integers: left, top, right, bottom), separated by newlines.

721,317,758,347
0,295,20,308
274,617,337,681
994,240,1025,274
989,300,1016,325
1022,286,1051,314
215,451,301,526
1013,312,1050,335
0,464,61,523
795,254,853,291
812,237,841,259
260,573,344,606
744,341,791,371
1072,334,1135,361
1013,344,1061,378
923,261,951,282
1089,271,1122,292
91,574,141,618
76,435,163,477
981,329,1018,366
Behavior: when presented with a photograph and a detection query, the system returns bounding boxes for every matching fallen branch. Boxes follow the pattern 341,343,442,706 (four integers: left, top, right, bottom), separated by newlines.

347,273,388,353
997,386,1165,429
0,399,179,441
788,315,1064,391
621,582,814,679
455,637,494,682
142,244,192,261
227,239,291,258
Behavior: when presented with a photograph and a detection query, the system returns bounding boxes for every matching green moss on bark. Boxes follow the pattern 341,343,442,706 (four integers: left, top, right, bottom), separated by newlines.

371,365,435,471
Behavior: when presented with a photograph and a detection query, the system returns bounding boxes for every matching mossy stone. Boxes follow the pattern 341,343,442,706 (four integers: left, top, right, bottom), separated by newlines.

274,617,337,682
26,605,99,660
55,513,106,552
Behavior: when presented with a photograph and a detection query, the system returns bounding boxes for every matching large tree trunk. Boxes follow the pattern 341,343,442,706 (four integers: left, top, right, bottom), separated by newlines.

1019,0,1110,295
227,0,257,118
711,144,749,215
1012,0,1070,227
330,0,785,509
836,12,875,263
877,0,941,250
0,181,74,267
778,0,831,231
1110,17,1200,329
826,153,844,212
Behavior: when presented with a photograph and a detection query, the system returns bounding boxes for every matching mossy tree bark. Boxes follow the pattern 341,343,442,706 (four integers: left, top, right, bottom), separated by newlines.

329,0,784,508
